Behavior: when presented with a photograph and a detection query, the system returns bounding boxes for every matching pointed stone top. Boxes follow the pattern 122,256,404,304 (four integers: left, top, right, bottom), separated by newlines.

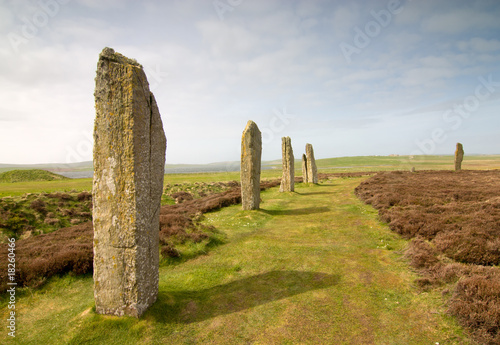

243,120,261,136
99,47,142,68
244,120,258,130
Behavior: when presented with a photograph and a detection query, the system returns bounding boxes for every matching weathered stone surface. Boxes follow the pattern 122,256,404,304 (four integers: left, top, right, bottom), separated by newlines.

302,154,308,183
455,142,464,171
305,143,318,183
241,120,262,210
93,47,166,317
279,137,294,192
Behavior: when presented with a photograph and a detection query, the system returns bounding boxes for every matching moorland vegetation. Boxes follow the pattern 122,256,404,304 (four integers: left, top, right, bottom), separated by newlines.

356,170,500,344
1,158,500,344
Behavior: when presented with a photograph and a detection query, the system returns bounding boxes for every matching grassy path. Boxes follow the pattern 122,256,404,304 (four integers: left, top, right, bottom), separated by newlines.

1,177,472,344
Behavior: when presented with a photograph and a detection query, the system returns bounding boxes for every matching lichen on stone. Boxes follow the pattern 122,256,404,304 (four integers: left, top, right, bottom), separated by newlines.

99,47,142,68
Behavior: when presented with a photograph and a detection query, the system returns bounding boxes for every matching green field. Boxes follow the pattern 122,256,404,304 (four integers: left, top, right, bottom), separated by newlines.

0,179,93,198
0,170,68,183
0,155,498,343
0,177,474,344
314,154,500,172
1,155,499,197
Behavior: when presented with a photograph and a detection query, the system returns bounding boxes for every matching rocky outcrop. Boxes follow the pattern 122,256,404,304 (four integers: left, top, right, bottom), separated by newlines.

240,120,262,210
279,137,294,192
93,47,166,317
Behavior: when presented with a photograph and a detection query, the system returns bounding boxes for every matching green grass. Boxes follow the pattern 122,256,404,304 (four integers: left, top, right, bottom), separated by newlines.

163,169,283,185
2,155,499,198
0,179,93,198
314,154,500,172
0,177,474,344
0,169,68,183
0,172,276,198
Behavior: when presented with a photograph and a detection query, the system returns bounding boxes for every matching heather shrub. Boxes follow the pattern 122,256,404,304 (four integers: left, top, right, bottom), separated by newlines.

46,192,74,201
0,179,282,290
434,229,500,266
0,222,93,291
30,198,47,214
449,268,500,344
77,191,92,201
78,211,92,218
171,191,194,203
161,244,180,258
44,218,60,225
355,170,500,344
405,237,439,269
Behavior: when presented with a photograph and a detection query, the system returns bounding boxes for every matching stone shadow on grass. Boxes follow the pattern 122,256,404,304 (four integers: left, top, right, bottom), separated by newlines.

148,270,340,324
260,207,330,216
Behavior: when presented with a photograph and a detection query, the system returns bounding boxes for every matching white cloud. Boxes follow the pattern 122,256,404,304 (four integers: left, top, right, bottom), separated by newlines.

299,17,319,31
238,1,287,16
0,0,499,164
0,5,15,31
51,17,120,45
457,37,500,53
197,21,265,59
294,1,328,18
329,4,361,41
400,67,457,87
248,9,301,38
419,55,454,69
341,69,388,83
74,0,125,10
385,32,422,50
393,0,434,27
422,9,500,34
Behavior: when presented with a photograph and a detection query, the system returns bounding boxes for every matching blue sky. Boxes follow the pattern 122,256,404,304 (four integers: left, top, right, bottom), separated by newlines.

1,0,499,164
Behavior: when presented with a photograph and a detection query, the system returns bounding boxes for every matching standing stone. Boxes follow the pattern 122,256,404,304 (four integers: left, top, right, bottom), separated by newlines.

279,137,294,192
305,143,318,183
302,154,308,183
241,120,262,210
455,143,464,171
93,47,166,317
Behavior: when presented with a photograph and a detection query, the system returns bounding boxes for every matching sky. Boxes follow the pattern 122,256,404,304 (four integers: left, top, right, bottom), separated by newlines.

1,0,500,165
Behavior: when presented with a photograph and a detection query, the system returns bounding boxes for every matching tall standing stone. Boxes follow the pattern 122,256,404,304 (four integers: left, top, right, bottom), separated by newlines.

241,120,262,210
279,137,294,192
302,154,308,183
455,142,464,171
305,143,318,183
93,47,166,317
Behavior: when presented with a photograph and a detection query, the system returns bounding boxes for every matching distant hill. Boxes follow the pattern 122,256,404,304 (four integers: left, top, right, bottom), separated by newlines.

1,154,499,178
0,169,68,183
0,161,93,177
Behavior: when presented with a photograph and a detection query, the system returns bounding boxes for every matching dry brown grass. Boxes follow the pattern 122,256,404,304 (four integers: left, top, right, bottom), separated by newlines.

355,170,500,344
